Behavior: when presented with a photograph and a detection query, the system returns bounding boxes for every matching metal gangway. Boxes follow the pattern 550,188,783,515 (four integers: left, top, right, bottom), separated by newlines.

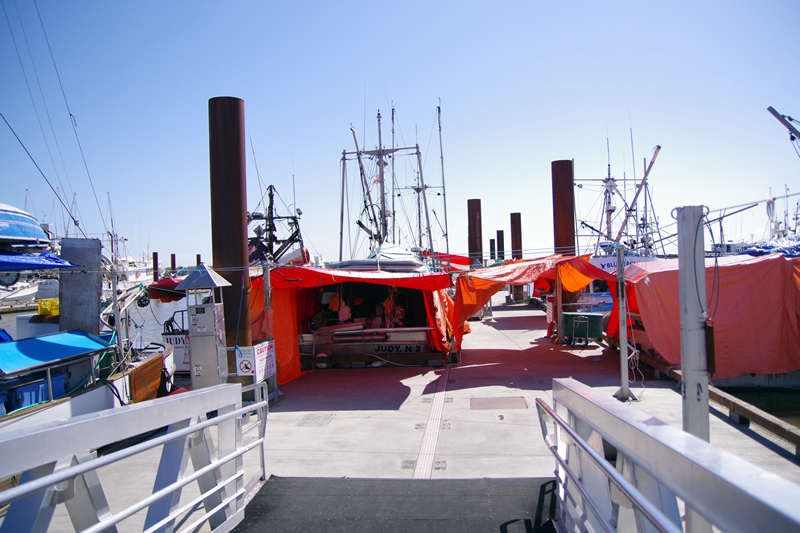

0,382,268,532
536,378,800,533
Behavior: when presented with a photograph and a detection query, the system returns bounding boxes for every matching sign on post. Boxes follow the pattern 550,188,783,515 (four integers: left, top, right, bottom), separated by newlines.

236,340,276,382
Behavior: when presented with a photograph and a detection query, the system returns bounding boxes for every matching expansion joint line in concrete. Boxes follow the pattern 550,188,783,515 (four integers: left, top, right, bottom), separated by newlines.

413,366,449,479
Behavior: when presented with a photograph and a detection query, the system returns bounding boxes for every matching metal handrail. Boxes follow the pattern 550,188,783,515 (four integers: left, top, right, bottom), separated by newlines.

84,441,260,533
0,382,269,532
0,399,266,506
536,398,682,533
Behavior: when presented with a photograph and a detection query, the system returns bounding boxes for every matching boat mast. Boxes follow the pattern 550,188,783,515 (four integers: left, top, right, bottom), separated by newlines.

416,146,436,265
415,173,423,248
604,137,615,242
339,151,347,261
437,102,450,270
391,106,397,244
377,111,388,243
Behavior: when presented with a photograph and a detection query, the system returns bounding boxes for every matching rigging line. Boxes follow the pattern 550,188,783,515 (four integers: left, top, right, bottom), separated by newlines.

32,0,106,233
422,110,437,170
2,0,67,195
12,0,75,200
249,138,266,214
1,112,86,237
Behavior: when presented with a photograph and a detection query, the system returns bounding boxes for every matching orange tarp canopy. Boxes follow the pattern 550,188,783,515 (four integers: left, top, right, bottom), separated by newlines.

626,254,800,380
250,266,455,384
453,255,616,349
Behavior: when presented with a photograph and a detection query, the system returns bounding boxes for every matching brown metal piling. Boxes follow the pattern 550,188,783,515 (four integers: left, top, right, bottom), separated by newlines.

467,199,483,267
551,160,576,256
497,230,505,261
209,97,252,363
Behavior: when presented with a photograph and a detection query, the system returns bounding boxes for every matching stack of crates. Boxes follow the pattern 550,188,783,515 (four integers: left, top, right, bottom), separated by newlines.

37,298,60,316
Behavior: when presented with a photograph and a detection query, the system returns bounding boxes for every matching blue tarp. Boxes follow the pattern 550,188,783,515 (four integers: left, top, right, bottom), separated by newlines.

0,330,111,376
738,235,800,258
0,251,78,272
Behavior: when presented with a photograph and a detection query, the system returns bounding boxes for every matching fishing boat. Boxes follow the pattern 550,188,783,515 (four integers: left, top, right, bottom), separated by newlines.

242,110,458,380
0,203,51,253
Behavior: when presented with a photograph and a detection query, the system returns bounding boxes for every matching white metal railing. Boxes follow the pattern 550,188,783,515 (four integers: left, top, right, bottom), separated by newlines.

536,378,800,533
0,382,268,532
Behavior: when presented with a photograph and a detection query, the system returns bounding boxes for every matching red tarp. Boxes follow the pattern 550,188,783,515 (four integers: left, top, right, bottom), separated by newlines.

147,278,186,303
250,266,455,384
269,265,452,291
420,250,472,272
626,254,800,380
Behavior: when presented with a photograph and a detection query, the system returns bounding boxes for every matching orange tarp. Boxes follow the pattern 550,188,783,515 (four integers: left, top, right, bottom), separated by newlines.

249,266,455,384
249,281,304,385
453,256,615,349
627,254,800,380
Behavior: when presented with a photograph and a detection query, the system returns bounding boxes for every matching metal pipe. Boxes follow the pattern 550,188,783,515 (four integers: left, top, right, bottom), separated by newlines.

46,367,53,402
615,245,631,401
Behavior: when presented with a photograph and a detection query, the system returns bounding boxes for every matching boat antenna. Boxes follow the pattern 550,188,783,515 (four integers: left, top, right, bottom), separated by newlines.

437,100,450,271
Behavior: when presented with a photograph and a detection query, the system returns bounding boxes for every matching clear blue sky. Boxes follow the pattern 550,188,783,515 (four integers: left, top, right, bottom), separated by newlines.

3,0,798,266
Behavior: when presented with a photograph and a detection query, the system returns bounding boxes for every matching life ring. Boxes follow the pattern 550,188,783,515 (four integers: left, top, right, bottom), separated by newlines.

546,319,557,338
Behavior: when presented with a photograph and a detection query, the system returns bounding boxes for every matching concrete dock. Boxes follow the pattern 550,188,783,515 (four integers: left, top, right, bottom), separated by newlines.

234,294,800,530
14,294,799,531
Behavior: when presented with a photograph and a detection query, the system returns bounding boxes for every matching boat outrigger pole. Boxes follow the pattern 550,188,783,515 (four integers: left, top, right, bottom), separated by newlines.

614,145,661,244
350,125,382,244
768,106,800,158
